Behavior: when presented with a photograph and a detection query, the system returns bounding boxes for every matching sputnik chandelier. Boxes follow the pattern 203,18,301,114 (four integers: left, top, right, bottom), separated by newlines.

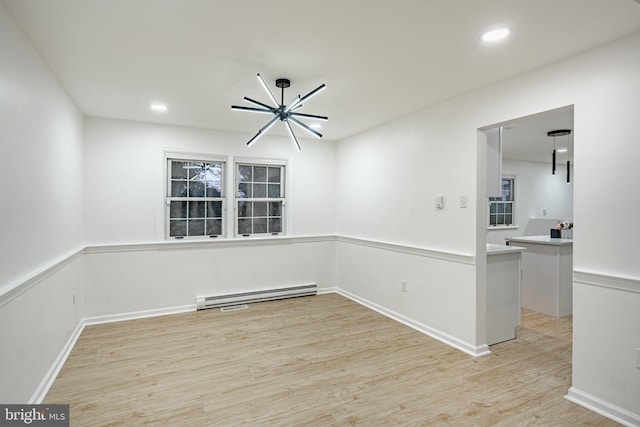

231,74,327,151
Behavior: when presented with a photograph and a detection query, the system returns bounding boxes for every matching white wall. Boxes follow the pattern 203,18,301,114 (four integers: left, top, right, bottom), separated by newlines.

0,3,84,402
84,118,336,244
336,31,640,420
82,117,338,318
486,159,573,245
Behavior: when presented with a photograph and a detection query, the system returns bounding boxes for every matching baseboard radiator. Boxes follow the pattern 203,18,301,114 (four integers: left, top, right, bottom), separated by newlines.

196,283,317,310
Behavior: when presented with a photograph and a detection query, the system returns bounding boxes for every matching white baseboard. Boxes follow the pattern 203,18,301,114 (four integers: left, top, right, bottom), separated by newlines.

83,304,196,326
30,320,86,404
335,288,490,357
317,286,338,295
565,387,640,427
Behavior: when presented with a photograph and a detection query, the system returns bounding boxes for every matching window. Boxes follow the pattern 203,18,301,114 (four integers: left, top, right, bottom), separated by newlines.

488,176,515,227
167,159,225,239
236,163,285,236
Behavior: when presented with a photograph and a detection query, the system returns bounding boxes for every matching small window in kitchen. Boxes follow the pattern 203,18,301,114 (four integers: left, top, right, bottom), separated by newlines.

488,176,515,227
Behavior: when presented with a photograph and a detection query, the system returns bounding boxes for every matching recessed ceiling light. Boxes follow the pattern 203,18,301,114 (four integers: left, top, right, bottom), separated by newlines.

481,27,511,42
150,103,168,112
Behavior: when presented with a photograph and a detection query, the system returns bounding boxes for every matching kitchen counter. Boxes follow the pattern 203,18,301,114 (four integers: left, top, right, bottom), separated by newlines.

508,235,573,246
506,235,572,317
487,242,527,254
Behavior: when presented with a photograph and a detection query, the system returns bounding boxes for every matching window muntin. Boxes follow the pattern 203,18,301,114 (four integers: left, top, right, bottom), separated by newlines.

167,160,225,238
236,163,285,236
488,177,515,227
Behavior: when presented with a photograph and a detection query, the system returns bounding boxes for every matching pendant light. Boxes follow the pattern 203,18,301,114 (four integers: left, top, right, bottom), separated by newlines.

547,129,571,177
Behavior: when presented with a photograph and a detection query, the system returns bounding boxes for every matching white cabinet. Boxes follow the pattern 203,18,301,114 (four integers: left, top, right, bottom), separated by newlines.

486,243,524,345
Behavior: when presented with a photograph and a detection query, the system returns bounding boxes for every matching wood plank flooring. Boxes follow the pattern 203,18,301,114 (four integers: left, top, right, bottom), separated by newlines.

45,293,619,426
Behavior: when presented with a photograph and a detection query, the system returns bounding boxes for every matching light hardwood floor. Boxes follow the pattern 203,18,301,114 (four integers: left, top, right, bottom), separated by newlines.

45,293,618,426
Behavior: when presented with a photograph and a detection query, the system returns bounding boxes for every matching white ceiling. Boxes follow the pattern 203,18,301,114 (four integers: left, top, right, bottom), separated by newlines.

500,106,574,164
4,0,640,152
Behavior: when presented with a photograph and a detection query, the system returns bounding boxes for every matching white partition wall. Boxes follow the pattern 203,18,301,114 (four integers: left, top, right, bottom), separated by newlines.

336,32,640,422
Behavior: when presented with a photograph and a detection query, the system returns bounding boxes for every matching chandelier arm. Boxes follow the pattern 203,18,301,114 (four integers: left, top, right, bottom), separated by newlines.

246,115,281,147
231,105,274,114
243,96,277,111
247,116,280,146
283,95,301,113
286,84,326,113
289,112,328,121
284,119,301,151
288,116,323,139
257,73,279,106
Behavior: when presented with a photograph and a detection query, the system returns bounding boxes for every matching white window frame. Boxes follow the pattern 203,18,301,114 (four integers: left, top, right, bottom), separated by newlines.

164,152,227,240
488,175,516,228
233,157,288,238
163,152,289,240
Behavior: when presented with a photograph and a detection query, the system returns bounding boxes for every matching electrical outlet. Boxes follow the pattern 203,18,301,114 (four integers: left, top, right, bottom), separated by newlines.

401,280,407,292
435,196,444,209
460,194,468,208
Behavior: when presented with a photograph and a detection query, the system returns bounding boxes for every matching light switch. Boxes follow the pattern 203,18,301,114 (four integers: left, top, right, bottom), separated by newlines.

460,194,468,208
435,196,444,209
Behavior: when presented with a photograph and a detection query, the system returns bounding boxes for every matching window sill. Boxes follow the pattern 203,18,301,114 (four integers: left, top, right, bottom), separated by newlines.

487,225,519,231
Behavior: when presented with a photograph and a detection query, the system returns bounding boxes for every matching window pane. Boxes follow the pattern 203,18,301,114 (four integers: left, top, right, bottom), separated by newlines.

489,203,497,214
238,218,252,235
203,163,222,182
188,219,205,236
268,184,281,198
187,162,204,180
253,183,267,198
189,201,206,218
171,181,188,197
171,161,188,179
505,203,512,214
269,218,282,233
268,167,281,183
238,201,252,218
206,219,222,235
189,181,205,198
170,220,187,237
254,166,267,182
253,202,267,217
269,202,282,216
489,215,497,226
238,183,251,198
497,203,505,214
505,214,513,225
206,182,222,197
206,201,222,218
238,165,252,182
253,218,267,233
170,201,187,219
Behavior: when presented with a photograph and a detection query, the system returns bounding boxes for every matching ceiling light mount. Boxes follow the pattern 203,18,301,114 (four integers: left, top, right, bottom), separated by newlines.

231,74,327,151
547,129,571,137
275,78,290,88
